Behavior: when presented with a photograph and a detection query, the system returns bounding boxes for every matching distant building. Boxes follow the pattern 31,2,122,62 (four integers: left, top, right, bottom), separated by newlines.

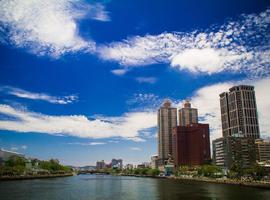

136,164,146,168
172,123,210,166
150,155,158,169
96,160,106,170
178,100,198,126
255,139,270,162
219,85,260,139
125,164,133,170
213,134,256,169
158,99,177,164
111,159,123,169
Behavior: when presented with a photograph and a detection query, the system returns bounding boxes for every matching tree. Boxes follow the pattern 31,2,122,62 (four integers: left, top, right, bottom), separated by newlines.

198,165,222,178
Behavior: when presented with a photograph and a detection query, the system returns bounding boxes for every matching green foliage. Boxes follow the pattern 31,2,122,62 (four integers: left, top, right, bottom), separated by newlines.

5,156,26,168
39,159,71,172
228,163,244,179
147,168,160,176
198,165,222,178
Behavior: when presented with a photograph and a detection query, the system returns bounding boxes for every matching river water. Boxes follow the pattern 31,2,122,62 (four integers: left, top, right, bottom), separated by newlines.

0,175,270,200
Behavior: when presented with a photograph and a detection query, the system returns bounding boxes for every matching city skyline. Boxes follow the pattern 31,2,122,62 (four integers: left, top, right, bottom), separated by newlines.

0,0,270,166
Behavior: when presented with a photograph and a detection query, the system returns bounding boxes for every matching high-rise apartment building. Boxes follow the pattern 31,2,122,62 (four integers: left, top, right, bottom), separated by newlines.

158,99,177,162
172,123,210,166
178,100,198,126
219,85,260,138
96,160,106,170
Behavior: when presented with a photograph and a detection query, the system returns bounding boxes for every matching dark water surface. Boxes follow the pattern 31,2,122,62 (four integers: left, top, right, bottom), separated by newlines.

0,175,270,200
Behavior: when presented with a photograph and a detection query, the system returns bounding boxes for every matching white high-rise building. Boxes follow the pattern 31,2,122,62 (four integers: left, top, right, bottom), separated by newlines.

158,99,177,163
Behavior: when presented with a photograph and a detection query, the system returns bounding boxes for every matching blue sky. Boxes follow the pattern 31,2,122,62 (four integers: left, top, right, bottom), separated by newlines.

0,0,269,166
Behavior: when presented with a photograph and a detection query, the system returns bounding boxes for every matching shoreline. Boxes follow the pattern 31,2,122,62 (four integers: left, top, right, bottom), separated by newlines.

0,173,74,181
120,174,270,189
2,173,270,190
169,176,270,189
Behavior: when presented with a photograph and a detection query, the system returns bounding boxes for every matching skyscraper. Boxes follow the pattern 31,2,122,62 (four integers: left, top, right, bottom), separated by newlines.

219,85,260,138
158,99,177,163
178,100,198,126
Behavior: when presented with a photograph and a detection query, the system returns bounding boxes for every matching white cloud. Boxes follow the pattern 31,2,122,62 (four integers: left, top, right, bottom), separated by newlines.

135,77,157,84
0,0,109,56
21,145,27,149
171,48,250,74
130,147,142,151
98,9,270,77
0,104,156,141
111,69,128,76
0,86,78,104
68,142,106,146
185,77,270,142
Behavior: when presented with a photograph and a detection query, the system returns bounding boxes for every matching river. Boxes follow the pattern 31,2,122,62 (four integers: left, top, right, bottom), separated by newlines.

0,175,270,200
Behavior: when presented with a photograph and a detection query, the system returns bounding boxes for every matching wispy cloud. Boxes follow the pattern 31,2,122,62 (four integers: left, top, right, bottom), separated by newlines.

21,145,27,149
98,9,270,77
135,77,157,84
0,105,156,141
130,147,142,151
11,147,19,151
0,0,110,56
0,86,78,104
111,69,128,76
68,142,106,146
127,93,161,111
88,3,110,22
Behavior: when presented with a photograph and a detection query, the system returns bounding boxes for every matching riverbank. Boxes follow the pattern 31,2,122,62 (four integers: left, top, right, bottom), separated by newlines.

0,173,74,181
120,174,270,189
168,176,270,189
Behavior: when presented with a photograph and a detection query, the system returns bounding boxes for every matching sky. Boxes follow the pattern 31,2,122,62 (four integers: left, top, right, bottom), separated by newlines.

0,0,269,166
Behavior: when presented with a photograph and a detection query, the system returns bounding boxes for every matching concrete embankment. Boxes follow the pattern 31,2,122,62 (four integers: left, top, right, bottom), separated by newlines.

119,174,270,189
168,176,270,189
0,173,74,181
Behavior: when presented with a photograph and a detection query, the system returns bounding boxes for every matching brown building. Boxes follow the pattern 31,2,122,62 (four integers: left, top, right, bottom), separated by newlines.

172,123,210,166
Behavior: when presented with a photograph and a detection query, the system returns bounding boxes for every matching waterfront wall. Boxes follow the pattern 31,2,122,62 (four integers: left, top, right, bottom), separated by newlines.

0,173,73,181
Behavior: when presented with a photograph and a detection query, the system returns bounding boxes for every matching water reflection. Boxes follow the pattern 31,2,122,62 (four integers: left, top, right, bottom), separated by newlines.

0,175,269,200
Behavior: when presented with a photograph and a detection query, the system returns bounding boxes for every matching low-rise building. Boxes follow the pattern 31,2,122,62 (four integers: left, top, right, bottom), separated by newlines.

255,139,270,162
150,155,158,169
213,134,256,169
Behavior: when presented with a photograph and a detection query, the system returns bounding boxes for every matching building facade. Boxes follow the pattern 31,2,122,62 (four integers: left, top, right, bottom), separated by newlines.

111,159,123,169
213,134,256,169
178,100,198,126
96,160,106,170
255,139,270,162
172,123,210,166
158,99,177,163
151,155,158,169
219,85,260,138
